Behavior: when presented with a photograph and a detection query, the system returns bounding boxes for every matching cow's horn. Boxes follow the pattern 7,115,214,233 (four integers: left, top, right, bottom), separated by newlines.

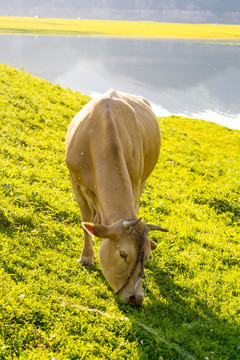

123,217,142,229
147,224,169,232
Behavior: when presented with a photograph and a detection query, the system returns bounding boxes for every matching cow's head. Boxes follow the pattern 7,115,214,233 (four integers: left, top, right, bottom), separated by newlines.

83,218,168,306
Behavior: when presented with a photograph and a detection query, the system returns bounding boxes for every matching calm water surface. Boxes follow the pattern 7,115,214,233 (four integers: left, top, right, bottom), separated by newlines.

1,34,240,129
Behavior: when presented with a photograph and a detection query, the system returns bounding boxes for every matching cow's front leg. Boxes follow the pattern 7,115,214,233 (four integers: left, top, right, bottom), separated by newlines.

78,228,94,266
70,182,95,266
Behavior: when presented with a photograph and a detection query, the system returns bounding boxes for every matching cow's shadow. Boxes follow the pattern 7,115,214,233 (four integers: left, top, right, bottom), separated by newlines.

114,261,240,360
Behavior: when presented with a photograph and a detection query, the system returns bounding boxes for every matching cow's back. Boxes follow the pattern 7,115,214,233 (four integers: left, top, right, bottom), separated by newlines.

65,90,160,222
108,90,161,181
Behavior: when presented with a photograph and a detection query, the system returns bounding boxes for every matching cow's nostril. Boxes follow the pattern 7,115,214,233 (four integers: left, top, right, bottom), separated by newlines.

128,295,144,306
129,295,136,305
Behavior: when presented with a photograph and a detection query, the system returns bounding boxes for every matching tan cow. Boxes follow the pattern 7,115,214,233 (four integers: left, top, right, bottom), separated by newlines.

65,89,168,306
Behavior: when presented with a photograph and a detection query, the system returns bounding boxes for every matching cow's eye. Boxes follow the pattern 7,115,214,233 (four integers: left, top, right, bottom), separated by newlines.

119,249,127,260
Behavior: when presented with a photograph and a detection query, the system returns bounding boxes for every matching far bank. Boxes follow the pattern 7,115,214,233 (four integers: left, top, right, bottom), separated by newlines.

1,16,240,39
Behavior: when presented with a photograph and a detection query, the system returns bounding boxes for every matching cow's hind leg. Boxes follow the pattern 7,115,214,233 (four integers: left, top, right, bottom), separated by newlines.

71,182,95,266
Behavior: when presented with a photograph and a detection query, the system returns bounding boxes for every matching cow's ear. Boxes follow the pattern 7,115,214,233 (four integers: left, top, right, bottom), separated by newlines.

82,222,110,238
150,239,157,251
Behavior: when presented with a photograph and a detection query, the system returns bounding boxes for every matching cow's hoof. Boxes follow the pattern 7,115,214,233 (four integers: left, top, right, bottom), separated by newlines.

77,257,94,267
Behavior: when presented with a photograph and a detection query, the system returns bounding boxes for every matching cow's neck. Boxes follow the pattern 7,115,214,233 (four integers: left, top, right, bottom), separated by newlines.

92,158,137,225
95,176,137,225
99,201,137,226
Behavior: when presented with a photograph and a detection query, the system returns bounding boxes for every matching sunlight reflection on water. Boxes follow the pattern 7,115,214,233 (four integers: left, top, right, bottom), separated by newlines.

0,35,239,130
151,103,240,130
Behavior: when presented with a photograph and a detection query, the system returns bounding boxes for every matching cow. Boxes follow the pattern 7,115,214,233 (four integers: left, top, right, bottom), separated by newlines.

65,89,168,306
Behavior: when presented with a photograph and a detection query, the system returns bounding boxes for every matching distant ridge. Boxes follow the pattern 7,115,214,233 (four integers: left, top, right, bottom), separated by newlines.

0,0,240,24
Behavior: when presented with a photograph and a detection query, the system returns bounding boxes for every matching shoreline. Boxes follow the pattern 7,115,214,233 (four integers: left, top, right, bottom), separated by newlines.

1,16,240,39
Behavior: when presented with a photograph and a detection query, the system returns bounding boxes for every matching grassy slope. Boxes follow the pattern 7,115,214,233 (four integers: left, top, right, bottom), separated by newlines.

0,64,240,359
1,16,240,39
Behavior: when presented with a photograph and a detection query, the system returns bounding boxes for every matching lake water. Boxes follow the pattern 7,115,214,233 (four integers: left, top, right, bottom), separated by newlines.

1,34,240,130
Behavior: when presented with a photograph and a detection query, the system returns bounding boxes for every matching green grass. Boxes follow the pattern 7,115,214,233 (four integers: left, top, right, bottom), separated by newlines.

1,16,240,39
0,64,240,359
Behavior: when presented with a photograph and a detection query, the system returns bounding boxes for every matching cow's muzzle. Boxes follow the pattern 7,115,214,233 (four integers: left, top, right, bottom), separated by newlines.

125,294,144,306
